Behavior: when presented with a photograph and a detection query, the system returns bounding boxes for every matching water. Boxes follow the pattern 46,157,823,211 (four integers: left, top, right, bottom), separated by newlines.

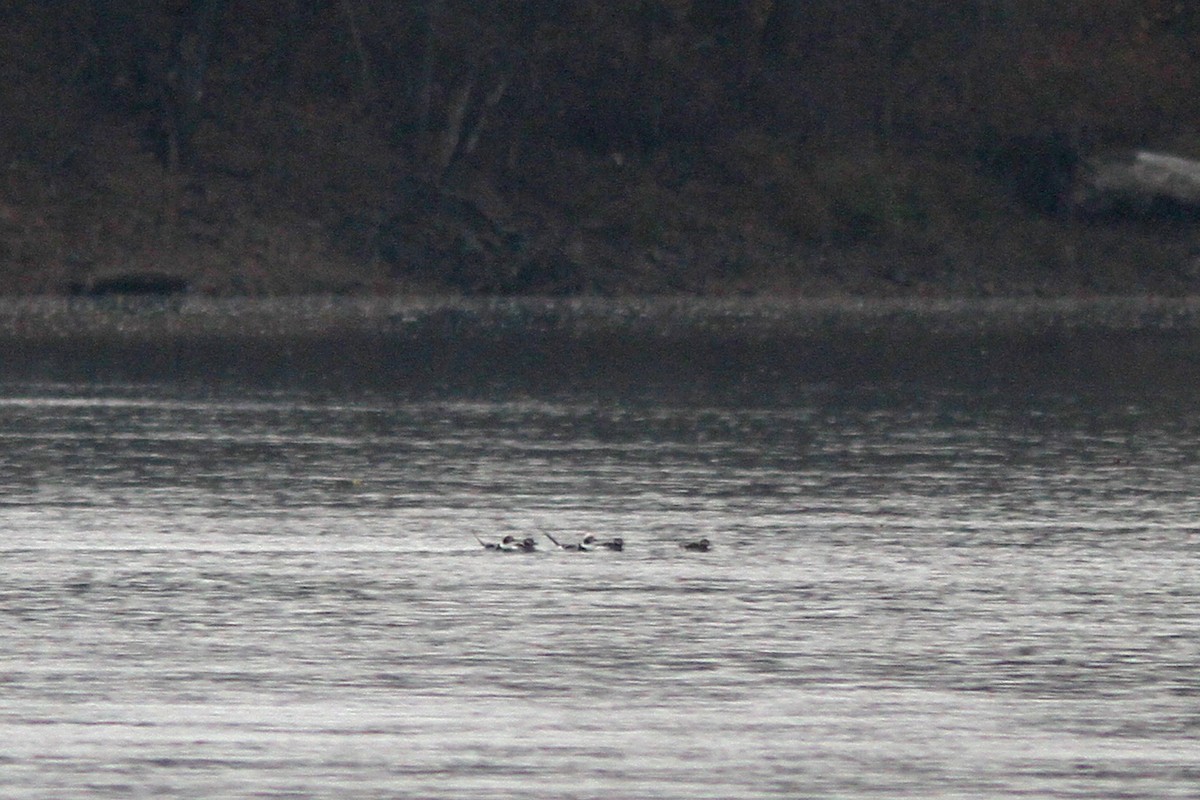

1,382,1198,798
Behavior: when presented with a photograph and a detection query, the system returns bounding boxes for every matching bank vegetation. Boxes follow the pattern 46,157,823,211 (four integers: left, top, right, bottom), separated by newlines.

2,0,1200,296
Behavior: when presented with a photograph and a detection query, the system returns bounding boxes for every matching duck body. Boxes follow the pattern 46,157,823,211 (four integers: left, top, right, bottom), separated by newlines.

476,534,517,551
681,538,711,552
545,532,595,552
475,534,537,552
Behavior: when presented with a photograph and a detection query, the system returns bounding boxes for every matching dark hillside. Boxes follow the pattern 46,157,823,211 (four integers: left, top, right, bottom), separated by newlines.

2,1,1199,295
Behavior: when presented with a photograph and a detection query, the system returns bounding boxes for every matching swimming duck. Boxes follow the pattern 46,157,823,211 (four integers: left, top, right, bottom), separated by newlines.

474,534,517,551
599,537,624,551
681,538,710,552
513,537,537,552
545,532,595,551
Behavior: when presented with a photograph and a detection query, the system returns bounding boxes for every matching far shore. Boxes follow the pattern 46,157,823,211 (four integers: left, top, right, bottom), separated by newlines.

3,293,1198,395
5,293,1200,339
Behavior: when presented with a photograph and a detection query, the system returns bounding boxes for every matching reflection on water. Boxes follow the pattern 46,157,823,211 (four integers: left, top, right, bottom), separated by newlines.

1,384,1198,799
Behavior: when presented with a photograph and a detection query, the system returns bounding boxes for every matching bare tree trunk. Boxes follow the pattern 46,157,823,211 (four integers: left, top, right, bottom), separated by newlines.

434,72,476,181
760,0,807,64
160,0,226,172
463,74,509,156
340,0,374,103
416,0,442,135
690,0,759,84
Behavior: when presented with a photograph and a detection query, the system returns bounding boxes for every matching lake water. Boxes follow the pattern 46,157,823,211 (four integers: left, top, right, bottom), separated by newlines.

1,374,1198,798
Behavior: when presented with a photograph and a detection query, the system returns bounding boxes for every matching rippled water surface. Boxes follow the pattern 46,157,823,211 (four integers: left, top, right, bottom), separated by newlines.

1,382,1198,799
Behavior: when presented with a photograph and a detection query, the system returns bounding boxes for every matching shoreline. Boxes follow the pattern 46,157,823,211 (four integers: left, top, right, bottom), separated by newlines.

5,293,1200,338
3,294,1198,395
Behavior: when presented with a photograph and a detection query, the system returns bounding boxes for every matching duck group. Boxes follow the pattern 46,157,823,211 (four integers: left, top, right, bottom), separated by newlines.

474,533,708,553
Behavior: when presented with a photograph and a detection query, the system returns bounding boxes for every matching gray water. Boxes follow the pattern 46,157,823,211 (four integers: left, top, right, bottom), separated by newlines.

1,383,1198,798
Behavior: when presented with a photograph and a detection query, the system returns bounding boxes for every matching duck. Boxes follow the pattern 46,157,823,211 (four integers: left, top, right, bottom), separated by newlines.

599,537,624,552
474,534,517,551
681,538,710,552
513,537,537,552
545,532,595,551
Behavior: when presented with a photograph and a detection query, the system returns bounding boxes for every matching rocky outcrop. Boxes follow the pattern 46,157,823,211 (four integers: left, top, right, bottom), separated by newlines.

1071,150,1200,219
